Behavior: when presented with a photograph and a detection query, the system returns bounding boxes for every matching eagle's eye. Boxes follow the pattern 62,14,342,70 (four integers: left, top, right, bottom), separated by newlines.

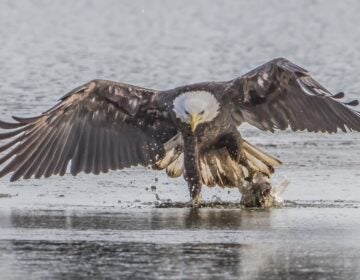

199,110,205,115
185,110,190,115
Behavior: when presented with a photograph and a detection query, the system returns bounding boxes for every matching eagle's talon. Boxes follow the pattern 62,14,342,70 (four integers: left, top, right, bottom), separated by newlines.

192,195,202,207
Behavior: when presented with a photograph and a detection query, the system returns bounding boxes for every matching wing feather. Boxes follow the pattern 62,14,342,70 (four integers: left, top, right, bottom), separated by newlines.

0,120,26,129
70,116,90,175
19,121,63,180
0,80,177,181
58,116,82,176
36,124,66,178
226,58,360,132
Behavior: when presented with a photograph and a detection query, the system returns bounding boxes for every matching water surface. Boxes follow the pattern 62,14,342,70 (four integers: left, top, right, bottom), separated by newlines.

1,0,360,279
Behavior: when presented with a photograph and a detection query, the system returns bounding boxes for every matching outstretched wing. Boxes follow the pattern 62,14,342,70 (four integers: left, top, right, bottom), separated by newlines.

0,79,177,181
225,58,360,132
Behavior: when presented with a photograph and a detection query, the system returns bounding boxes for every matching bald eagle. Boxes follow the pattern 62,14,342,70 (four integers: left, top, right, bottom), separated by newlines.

0,58,359,206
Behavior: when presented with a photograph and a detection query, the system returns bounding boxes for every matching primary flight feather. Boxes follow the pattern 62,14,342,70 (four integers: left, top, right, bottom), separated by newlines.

0,58,359,205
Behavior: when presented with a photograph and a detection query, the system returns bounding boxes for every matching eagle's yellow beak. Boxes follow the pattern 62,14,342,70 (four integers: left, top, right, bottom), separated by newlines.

190,114,202,132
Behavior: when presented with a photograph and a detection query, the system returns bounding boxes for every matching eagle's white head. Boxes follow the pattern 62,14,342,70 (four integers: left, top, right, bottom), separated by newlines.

173,91,220,132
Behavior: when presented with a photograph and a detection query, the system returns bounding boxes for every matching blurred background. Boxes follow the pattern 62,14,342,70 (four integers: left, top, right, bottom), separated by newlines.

1,0,360,112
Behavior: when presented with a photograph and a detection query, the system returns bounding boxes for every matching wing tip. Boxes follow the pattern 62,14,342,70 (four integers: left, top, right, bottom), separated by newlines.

344,99,359,107
0,119,26,129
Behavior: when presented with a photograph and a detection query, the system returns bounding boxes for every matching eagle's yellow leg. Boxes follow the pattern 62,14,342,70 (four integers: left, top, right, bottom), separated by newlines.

192,194,202,206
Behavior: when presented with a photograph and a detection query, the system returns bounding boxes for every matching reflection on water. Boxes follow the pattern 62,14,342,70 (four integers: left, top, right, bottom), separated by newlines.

7,208,273,231
4,241,358,280
1,208,360,279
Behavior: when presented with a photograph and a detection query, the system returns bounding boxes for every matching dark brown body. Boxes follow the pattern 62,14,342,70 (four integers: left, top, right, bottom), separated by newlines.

174,103,245,202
